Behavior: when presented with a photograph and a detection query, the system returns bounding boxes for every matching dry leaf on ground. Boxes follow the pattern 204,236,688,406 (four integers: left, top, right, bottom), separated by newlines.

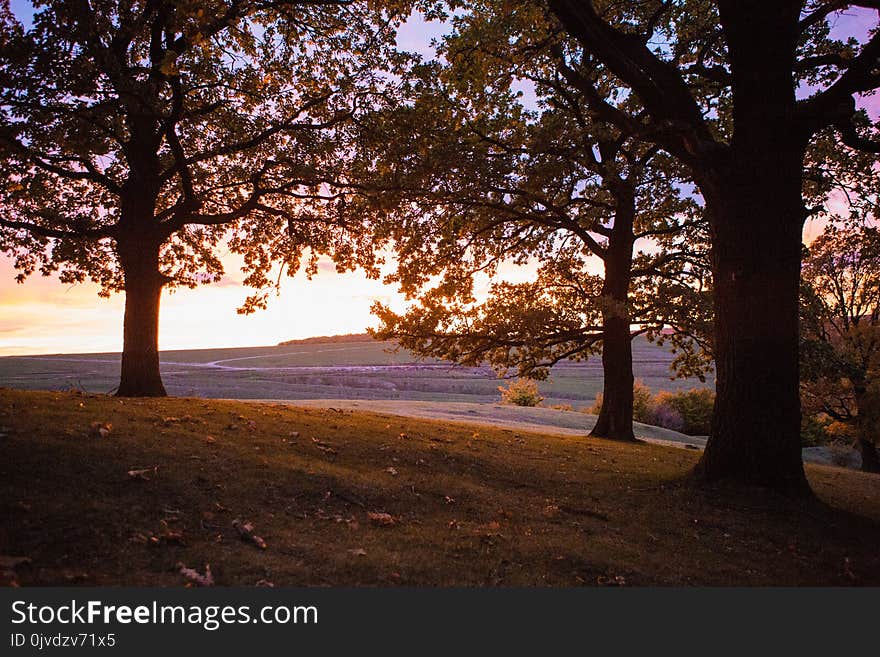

177,563,214,587
367,512,396,527
232,519,267,549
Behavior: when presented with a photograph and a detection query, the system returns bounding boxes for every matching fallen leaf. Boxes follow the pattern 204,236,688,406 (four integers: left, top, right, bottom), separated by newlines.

177,563,214,587
0,555,31,570
233,519,267,549
156,519,185,545
311,437,338,455
367,511,396,527
385,466,398,476
127,466,158,481
89,421,112,438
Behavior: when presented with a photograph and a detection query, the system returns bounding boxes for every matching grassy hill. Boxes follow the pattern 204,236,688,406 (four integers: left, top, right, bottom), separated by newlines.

0,334,709,405
1,388,878,586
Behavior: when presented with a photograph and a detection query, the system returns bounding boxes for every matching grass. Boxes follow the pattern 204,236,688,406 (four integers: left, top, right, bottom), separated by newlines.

1,388,878,586
0,335,708,405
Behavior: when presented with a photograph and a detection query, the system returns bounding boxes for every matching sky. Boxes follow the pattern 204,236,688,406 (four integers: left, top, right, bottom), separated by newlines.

0,4,876,356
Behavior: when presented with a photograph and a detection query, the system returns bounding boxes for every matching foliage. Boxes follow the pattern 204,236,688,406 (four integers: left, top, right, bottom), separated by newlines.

360,0,713,385
654,388,715,436
0,1,405,301
800,413,832,448
590,381,714,436
800,223,880,449
498,378,544,407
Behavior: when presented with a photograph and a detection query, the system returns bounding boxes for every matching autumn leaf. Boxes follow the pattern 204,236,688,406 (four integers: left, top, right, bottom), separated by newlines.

233,519,267,549
127,466,158,481
156,519,185,545
367,511,396,527
89,421,112,438
177,562,214,587
312,437,338,455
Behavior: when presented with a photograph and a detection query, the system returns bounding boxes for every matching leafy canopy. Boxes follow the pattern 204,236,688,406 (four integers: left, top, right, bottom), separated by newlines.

0,0,409,309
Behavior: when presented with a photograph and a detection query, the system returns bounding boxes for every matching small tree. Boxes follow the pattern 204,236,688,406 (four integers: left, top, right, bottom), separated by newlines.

800,223,880,472
0,0,399,395
499,378,544,407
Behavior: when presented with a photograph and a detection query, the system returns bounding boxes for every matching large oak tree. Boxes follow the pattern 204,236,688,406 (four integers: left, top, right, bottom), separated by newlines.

0,0,401,395
541,0,880,493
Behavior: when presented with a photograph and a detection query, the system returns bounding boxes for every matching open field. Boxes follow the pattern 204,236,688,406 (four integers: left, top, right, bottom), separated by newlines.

1,389,879,586
0,335,708,406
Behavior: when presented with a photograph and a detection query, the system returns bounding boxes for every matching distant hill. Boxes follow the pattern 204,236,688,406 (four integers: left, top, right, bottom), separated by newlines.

277,332,379,346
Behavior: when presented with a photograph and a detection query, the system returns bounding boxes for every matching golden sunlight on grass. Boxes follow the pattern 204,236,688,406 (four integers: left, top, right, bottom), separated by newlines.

1,389,878,586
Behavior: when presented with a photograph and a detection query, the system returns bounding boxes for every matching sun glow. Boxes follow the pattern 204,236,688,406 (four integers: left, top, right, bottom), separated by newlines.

0,250,550,356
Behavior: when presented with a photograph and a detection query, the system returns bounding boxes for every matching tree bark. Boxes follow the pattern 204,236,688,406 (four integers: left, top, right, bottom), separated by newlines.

694,175,808,493
854,386,880,473
857,438,880,473
689,4,811,495
115,197,168,397
591,183,636,442
591,315,635,441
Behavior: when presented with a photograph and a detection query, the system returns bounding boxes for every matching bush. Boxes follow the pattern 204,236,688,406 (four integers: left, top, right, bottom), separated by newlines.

645,401,686,433
588,382,715,435
499,379,544,407
655,388,715,435
800,414,832,447
588,380,654,416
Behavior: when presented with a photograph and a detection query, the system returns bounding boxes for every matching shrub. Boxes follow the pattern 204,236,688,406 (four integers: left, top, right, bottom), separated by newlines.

632,380,655,423
498,379,544,407
800,414,832,447
645,401,686,433
588,382,715,435
588,380,653,417
655,388,715,435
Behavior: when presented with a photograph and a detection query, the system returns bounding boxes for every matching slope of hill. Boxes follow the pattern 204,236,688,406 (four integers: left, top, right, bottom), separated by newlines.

0,389,877,586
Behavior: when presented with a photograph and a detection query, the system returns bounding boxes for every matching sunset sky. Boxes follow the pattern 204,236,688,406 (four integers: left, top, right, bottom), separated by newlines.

0,4,450,356
0,4,874,356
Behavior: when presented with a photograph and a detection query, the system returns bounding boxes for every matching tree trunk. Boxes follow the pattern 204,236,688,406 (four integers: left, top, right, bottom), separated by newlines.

854,387,880,473
691,3,811,495
694,160,809,494
591,183,636,442
591,315,635,441
115,227,167,397
857,438,880,474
